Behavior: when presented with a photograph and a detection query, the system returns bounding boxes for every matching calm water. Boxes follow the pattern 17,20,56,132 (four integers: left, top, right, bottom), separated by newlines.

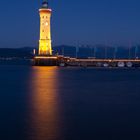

1,66,140,140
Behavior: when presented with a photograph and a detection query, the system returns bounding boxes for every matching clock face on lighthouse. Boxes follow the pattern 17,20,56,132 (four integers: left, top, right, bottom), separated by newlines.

42,20,49,26
45,21,48,26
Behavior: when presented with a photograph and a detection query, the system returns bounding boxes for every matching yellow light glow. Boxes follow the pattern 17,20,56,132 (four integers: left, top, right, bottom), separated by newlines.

34,56,57,59
38,8,52,56
28,67,62,139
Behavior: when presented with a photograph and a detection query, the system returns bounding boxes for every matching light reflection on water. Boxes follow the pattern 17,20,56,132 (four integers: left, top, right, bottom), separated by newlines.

28,66,63,140
1,66,140,140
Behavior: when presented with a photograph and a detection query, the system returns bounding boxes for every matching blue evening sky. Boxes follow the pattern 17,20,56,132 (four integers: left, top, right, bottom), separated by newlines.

0,0,140,48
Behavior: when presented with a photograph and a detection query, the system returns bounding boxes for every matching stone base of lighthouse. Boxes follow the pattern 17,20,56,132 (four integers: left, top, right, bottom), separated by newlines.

33,56,58,66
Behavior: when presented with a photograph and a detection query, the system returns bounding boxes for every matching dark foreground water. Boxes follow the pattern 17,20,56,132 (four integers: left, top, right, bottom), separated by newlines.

1,66,140,140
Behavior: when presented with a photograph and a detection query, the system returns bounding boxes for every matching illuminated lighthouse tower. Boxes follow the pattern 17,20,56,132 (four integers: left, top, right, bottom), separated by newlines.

38,0,52,56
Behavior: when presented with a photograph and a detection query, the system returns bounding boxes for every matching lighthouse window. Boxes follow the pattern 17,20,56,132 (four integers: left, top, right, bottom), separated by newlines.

42,30,44,32
42,16,44,19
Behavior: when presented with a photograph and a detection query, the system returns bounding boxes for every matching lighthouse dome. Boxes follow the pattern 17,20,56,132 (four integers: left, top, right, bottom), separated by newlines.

42,1,48,8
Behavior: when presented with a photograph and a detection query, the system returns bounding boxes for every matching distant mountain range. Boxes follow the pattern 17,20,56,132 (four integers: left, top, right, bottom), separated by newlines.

53,45,140,59
0,45,140,59
0,47,34,58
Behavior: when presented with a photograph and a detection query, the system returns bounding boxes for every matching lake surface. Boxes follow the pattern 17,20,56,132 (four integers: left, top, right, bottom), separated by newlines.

0,66,140,140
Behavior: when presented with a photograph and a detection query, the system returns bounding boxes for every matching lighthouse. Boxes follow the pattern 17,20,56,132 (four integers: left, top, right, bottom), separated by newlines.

38,0,52,56
34,0,58,66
